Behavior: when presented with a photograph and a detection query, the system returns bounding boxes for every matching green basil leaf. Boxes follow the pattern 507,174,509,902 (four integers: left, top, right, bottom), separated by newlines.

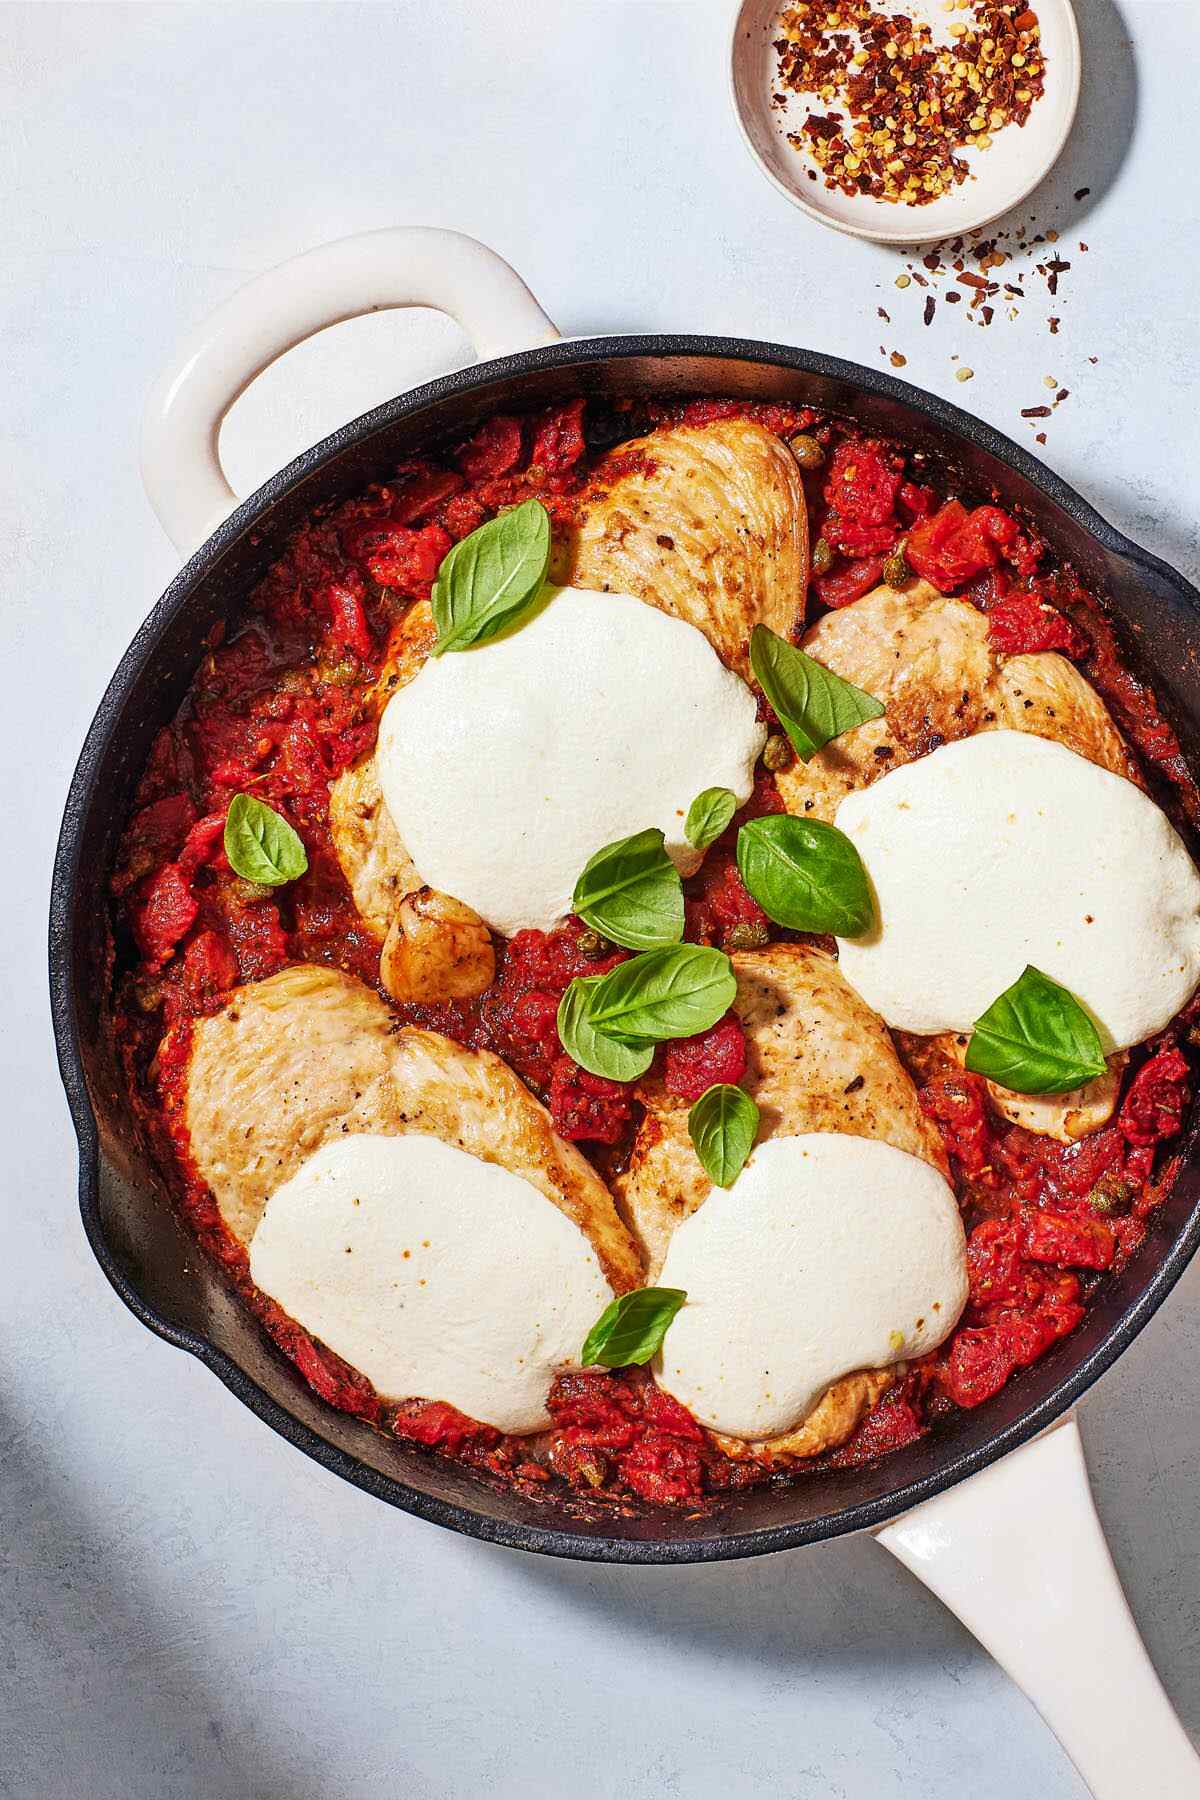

684,787,738,852
964,965,1108,1095
224,794,308,886
430,498,551,655
572,828,684,951
736,814,874,936
557,977,655,1082
750,624,885,762
687,1084,760,1188
583,945,737,1045
580,1286,687,1368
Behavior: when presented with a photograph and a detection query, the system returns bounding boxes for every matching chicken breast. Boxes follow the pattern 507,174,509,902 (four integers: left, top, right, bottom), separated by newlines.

553,418,809,677
332,420,810,990
328,603,496,1004
613,943,948,1464
327,751,420,938
775,580,1137,1140
177,963,642,1293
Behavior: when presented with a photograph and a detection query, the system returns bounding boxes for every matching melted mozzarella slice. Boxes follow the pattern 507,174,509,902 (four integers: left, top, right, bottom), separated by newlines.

835,731,1200,1048
247,1133,613,1433
657,1134,966,1440
375,586,765,936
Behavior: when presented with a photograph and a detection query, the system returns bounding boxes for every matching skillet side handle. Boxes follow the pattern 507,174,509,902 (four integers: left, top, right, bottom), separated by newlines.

141,227,561,557
877,1413,1198,1797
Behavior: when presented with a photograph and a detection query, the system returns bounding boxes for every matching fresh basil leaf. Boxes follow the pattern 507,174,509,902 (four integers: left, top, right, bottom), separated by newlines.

430,498,551,655
736,814,873,936
557,977,655,1082
750,624,885,762
684,787,738,852
572,828,684,951
964,965,1108,1095
580,1286,687,1368
688,1084,760,1188
583,945,737,1045
224,794,308,886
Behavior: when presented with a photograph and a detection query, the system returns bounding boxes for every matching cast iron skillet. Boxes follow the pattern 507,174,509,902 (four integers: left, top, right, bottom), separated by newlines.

50,232,1200,1569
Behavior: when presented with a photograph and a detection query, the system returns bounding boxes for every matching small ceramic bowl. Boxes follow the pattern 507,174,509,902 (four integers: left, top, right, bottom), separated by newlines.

729,0,1081,244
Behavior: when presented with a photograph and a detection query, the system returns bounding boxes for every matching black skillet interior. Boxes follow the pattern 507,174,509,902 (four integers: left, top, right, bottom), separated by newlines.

50,337,1200,1562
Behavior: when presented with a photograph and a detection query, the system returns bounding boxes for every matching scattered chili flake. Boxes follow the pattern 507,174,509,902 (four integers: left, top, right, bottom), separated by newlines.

923,295,936,326
890,350,907,367
1074,186,1090,200
1035,431,1047,444
775,2,1047,207
946,290,962,304
1055,388,1070,404
878,305,891,321
1022,404,1052,418
1048,316,1060,333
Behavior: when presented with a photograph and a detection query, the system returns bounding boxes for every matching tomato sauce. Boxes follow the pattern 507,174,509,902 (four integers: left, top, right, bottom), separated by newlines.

108,393,1197,1514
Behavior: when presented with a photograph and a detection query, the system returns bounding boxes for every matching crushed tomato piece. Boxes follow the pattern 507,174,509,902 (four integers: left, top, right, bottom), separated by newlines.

663,1013,748,1102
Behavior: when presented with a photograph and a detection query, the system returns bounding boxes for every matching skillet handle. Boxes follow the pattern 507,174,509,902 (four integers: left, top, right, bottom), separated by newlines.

877,1413,1198,1796
141,227,561,556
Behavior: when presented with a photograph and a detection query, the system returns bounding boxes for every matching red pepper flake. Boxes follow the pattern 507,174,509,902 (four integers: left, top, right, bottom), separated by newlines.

1074,185,1091,200
1035,431,1047,444
1048,315,1060,333
878,306,891,322
1054,388,1070,404
923,295,936,327
775,2,1048,207
890,350,907,367
946,290,962,304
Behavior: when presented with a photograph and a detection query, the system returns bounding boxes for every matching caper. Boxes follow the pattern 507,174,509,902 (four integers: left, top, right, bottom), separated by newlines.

788,433,825,471
811,536,834,576
762,732,794,773
575,928,606,958
725,920,770,951
1088,1173,1133,1217
229,877,275,905
882,538,912,589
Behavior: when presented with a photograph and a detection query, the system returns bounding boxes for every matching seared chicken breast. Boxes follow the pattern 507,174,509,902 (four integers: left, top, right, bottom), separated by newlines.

776,580,1136,1140
331,419,810,994
554,417,808,677
177,963,642,1293
614,943,947,1463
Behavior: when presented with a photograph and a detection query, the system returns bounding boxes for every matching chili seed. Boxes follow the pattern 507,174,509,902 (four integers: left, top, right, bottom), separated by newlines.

811,536,834,576
725,920,771,952
788,433,825,470
762,732,794,772
575,929,606,958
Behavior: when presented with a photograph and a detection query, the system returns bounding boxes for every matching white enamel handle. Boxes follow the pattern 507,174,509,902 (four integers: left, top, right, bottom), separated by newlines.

878,1414,1199,1796
141,227,561,557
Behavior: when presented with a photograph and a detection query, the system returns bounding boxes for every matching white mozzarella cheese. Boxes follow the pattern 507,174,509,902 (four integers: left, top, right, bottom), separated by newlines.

247,1133,612,1433
375,586,766,936
656,1133,967,1441
835,730,1200,1048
